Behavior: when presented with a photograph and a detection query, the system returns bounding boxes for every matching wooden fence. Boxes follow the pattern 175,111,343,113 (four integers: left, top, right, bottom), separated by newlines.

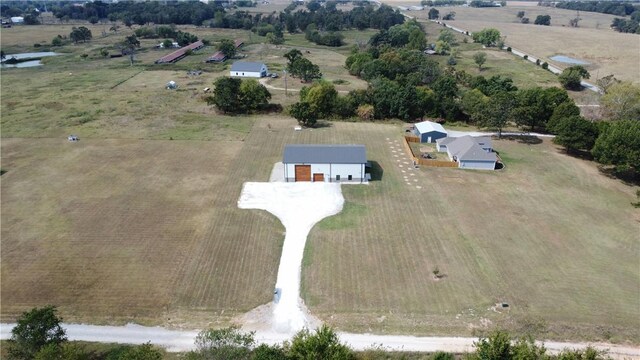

402,136,458,168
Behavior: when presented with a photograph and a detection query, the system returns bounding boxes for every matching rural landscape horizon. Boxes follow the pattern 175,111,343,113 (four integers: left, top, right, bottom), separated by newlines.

1,0,639,358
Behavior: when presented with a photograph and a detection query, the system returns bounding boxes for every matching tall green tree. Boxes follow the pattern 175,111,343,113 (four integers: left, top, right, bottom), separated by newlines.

513,87,571,131
239,79,272,112
289,101,318,127
552,116,599,152
210,77,243,114
218,39,237,59
290,57,322,82
477,91,515,138
300,81,338,118
592,120,640,173
428,8,440,19
559,65,590,91
8,306,67,360
407,28,428,50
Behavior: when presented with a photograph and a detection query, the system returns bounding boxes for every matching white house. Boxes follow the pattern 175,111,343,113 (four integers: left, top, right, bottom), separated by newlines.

283,144,367,183
437,135,497,170
414,120,448,143
10,17,24,24
230,61,269,78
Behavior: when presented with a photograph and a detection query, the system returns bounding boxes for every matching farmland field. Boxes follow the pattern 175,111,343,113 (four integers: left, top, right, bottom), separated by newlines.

402,4,640,84
1,21,639,344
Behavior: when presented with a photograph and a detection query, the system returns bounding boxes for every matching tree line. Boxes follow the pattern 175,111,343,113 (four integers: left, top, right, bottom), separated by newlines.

554,1,638,17
7,305,616,360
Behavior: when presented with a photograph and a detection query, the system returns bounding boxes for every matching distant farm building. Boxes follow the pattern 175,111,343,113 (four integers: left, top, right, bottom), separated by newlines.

206,51,226,63
155,40,204,64
414,120,448,143
283,144,367,183
230,61,268,78
10,17,24,24
437,135,497,170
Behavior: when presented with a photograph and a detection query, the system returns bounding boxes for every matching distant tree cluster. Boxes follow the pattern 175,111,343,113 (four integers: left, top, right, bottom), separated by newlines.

611,17,640,34
69,26,92,43
555,1,639,17
305,24,344,47
469,1,501,7
421,0,466,6
134,26,198,46
210,3,405,35
471,28,501,46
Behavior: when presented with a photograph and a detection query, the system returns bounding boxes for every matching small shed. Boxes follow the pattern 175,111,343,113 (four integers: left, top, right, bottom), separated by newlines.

414,120,448,143
230,61,268,78
283,144,367,183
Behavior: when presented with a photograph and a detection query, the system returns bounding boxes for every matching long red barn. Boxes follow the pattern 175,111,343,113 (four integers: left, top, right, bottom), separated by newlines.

155,40,204,64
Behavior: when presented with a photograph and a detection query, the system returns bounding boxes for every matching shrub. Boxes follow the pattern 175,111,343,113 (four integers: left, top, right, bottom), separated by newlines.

536,59,541,65
523,54,528,60
542,62,548,69
506,46,512,52
34,43,41,48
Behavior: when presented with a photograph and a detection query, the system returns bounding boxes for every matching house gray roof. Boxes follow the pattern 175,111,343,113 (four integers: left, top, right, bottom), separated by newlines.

283,144,367,164
448,136,496,162
436,137,456,146
230,61,266,72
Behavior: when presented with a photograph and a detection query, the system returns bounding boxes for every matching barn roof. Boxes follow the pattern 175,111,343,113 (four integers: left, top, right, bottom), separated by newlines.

415,121,447,135
231,61,266,72
283,144,367,164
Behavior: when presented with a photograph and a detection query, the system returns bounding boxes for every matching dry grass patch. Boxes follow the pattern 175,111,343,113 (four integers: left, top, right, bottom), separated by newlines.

408,6,639,84
0,136,283,326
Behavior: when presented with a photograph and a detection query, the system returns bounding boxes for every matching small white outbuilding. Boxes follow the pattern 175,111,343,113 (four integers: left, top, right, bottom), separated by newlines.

230,61,269,78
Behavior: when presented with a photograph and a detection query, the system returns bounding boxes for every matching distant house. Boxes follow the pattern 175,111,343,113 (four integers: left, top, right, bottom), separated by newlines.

437,135,496,170
414,120,448,143
230,61,268,78
10,16,24,24
283,144,367,183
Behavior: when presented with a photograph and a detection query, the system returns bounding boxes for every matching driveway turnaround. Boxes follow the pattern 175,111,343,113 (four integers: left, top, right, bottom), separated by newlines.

238,181,344,333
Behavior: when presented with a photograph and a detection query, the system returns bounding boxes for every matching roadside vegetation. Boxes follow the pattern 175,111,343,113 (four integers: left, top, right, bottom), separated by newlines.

4,305,615,360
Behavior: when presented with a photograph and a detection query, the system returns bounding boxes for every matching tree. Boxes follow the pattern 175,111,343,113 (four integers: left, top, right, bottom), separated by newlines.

70,26,92,43
477,91,515,138
473,330,512,360
122,34,140,66
290,101,317,127
52,36,64,46
547,101,581,132
288,325,356,360
407,28,428,50
118,343,163,360
534,14,551,25
438,29,458,46
8,306,67,360
266,32,284,46
552,116,599,152
239,79,272,112
189,327,255,360
218,39,237,59
471,28,501,46
559,65,590,91
284,48,303,64
473,52,487,70
210,77,243,114
291,57,322,82
600,82,640,120
461,88,489,123
428,8,440,19
435,40,451,55
521,17,530,24
514,86,571,131
516,10,525,19
592,120,640,173
162,39,174,49
300,81,338,118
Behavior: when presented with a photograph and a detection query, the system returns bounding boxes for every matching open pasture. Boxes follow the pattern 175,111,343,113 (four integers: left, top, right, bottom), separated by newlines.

0,135,284,327
407,5,640,84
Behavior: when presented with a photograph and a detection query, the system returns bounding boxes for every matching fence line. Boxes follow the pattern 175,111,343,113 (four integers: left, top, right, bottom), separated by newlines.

402,136,458,168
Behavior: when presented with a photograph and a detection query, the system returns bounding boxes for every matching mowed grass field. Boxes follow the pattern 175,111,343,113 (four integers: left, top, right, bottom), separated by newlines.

402,4,640,84
297,123,639,342
0,135,286,326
